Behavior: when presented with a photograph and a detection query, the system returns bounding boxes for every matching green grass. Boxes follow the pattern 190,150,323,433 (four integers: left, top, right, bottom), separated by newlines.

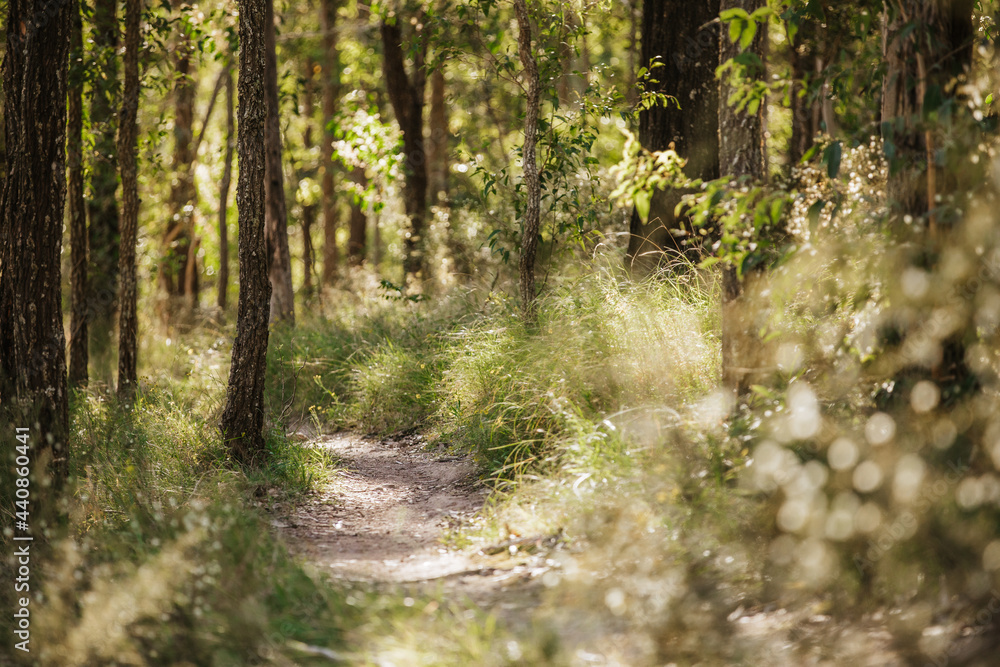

267,262,719,483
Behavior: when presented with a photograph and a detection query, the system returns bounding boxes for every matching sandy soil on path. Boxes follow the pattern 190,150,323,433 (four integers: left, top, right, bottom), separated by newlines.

276,432,495,583
276,430,553,614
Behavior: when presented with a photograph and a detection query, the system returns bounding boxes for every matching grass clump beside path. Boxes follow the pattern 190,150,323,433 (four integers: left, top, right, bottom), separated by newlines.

273,263,720,482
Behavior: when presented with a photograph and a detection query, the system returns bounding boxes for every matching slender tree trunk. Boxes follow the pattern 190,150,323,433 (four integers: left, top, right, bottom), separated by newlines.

218,64,234,311
719,0,767,395
348,166,368,265
263,0,295,324
427,67,449,206
88,0,121,380
302,203,317,295
625,0,720,274
117,0,142,403
162,0,198,323
788,20,819,166
222,0,272,466
882,0,973,227
514,0,541,321
381,19,428,281
320,0,340,284
0,0,73,493
68,0,89,388
301,58,317,300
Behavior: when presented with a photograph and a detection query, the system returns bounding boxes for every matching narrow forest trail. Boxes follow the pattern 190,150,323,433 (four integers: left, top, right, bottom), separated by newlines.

274,431,548,617
272,432,912,665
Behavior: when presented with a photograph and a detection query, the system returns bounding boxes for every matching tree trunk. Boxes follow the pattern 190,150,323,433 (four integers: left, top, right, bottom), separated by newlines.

222,0,272,467
625,0,720,274
788,20,820,166
427,67,449,206
218,64,234,311
263,0,295,324
117,0,142,403
301,58,317,300
68,0,89,388
514,0,542,321
381,19,428,281
719,0,767,395
0,0,73,493
161,0,198,323
320,0,340,285
348,166,368,265
87,0,121,380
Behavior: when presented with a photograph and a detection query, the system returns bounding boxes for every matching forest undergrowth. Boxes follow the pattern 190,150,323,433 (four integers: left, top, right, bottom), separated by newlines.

5,256,776,665
12,177,1000,664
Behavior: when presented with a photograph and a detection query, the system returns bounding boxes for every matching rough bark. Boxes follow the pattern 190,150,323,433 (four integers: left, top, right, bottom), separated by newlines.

514,0,542,320
88,0,121,379
68,0,89,388
218,64,235,311
719,0,767,395
117,0,142,403
222,0,272,467
161,0,199,321
719,1,766,182
320,0,340,284
625,0,720,274
0,0,73,492
427,67,449,206
381,18,428,281
263,0,295,324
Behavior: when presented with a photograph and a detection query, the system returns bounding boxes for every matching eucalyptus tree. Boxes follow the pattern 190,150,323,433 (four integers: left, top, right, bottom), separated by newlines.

88,0,122,378
221,0,273,466
264,0,295,324
625,0,720,273
117,0,143,402
380,3,429,281
0,0,73,492
719,0,767,394
68,0,89,388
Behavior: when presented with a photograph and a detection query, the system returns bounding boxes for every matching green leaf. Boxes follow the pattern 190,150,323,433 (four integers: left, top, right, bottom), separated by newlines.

769,199,784,224
987,93,994,105
720,8,751,21
729,18,744,45
739,21,758,50
635,191,651,222
823,141,842,179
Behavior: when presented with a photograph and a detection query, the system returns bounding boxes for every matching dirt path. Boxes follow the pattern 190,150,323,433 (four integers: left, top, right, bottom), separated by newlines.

277,432,493,583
